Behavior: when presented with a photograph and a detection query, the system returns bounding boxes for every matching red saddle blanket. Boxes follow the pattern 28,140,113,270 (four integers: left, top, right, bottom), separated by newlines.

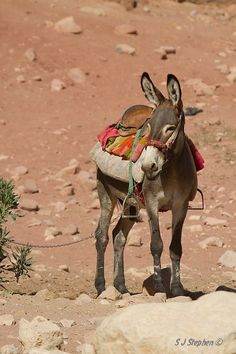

98,124,205,172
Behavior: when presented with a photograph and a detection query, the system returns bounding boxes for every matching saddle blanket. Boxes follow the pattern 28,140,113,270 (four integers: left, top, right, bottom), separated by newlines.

90,142,145,184
97,124,205,172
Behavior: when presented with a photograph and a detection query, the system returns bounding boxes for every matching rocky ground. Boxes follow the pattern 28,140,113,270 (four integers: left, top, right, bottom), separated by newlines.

0,0,236,353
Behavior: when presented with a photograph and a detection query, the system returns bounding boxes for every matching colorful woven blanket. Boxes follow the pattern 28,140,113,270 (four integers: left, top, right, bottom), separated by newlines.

98,124,205,172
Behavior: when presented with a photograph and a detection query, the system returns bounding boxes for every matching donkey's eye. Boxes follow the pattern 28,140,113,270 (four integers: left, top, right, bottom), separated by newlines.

163,125,176,135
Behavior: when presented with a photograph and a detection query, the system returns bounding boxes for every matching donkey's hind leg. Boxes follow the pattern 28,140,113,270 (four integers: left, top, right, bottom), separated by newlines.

95,172,116,296
170,203,188,297
112,216,135,294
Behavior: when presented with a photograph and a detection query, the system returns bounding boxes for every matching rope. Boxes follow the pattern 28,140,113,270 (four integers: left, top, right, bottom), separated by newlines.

12,234,94,249
128,127,144,195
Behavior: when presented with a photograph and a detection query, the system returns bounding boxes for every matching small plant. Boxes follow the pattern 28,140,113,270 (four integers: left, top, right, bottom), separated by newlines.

0,178,32,283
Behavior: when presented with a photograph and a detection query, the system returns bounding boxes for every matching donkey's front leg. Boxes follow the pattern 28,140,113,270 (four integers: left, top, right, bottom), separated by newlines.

148,213,166,294
170,203,188,297
113,217,135,294
95,177,116,296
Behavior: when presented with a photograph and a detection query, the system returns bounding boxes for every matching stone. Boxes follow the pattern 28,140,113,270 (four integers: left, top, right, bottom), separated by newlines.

58,264,70,272
35,289,57,301
159,46,176,54
218,250,236,268
32,75,42,82
98,286,122,301
28,349,71,354
79,343,95,354
0,299,7,305
153,293,167,302
56,162,80,177
20,198,39,211
186,224,203,233
62,224,79,235
0,345,20,354
13,165,28,176
115,43,136,55
154,48,167,60
54,202,66,213
27,218,42,227
54,17,82,34
115,299,128,308
0,314,15,326
227,70,236,83
80,6,106,16
166,296,192,303
19,316,63,351
44,227,61,239
93,292,236,354
204,216,227,226
16,75,26,83
68,68,86,84
25,48,37,62
23,179,39,193
51,79,66,92
215,64,230,74
76,293,93,305
33,264,47,272
114,24,138,35
59,319,76,328
188,214,201,221
199,236,224,249
60,185,74,197
99,299,110,305
185,78,215,96
127,233,143,247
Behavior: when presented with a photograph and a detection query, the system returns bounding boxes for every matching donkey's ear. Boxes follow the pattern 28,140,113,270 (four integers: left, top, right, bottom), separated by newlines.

167,74,182,106
141,72,165,106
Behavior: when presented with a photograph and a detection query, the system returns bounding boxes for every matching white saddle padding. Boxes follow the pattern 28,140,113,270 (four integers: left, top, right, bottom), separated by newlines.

90,142,144,183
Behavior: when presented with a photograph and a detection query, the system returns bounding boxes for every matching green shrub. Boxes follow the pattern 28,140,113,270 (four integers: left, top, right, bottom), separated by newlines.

0,178,32,282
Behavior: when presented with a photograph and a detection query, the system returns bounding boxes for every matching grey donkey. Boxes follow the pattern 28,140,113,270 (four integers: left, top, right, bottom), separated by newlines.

94,72,197,297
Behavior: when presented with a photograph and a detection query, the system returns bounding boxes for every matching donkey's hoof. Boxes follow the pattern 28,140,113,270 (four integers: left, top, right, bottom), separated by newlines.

114,284,129,294
153,282,166,294
171,283,185,297
95,282,105,297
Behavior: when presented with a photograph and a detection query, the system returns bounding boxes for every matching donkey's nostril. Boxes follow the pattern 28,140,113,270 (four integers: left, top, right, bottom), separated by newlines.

151,163,157,170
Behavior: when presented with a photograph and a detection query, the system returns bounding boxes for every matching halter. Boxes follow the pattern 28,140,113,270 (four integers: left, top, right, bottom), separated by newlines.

145,111,184,155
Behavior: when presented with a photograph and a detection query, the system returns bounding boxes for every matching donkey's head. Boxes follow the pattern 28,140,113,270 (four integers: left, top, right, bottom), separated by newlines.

141,72,185,180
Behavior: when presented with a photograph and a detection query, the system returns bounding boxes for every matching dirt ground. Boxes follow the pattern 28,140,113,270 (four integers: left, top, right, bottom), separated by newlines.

0,0,236,352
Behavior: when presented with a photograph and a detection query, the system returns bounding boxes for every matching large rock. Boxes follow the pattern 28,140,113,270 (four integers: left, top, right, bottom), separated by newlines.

93,291,236,353
19,316,64,351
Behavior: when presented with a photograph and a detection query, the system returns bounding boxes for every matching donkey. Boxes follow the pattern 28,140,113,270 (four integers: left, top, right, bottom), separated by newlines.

94,72,197,297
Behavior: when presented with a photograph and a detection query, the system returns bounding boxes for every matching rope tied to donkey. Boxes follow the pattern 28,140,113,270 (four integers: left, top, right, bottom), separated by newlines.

128,127,144,196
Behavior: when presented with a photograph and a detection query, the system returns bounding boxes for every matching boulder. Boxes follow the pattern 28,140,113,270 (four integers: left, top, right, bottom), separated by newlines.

93,291,236,354
19,316,63,351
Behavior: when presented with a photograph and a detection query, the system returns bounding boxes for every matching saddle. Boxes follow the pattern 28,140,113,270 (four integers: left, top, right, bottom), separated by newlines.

117,105,153,136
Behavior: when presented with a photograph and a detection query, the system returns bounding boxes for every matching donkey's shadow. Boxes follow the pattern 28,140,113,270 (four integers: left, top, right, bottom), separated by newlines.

141,267,236,300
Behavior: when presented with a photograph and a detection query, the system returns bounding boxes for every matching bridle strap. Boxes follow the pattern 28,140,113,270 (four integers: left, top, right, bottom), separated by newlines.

145,111,184,154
